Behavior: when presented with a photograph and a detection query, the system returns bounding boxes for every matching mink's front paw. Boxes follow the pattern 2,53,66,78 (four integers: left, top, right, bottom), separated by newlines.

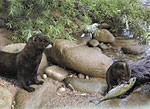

35,80,44,85
24,87,35,92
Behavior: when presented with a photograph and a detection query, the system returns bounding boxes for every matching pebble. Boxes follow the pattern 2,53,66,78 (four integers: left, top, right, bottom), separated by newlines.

85,75,90,80
42,74,47,80
88,39,99,47
78,74,85,79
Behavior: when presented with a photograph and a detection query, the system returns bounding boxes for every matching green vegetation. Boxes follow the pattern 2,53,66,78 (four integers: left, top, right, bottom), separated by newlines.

0,0,150,42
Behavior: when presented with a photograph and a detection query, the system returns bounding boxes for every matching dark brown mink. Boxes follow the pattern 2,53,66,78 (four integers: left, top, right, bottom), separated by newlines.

105,61,131,93
0,33,53,92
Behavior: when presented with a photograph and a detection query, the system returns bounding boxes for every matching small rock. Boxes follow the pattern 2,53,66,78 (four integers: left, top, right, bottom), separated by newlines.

85,75,90,80
78,74,85,79
57,87,66,92
64,77,107,94
67,84,75,91
94,29,115,43
42,74,47,80
80,93,87,96
11,105,15,109
45,65,69,81
88,39,99,47
99,43,108,50
99,23,111,29
0,82,4,86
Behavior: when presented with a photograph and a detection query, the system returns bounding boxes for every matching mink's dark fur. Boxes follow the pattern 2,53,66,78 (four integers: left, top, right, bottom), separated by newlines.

0,34,52,92
106,61,131,93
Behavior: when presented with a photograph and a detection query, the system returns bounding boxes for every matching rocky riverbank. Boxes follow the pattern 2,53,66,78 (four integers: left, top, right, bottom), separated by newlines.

1,27,150,109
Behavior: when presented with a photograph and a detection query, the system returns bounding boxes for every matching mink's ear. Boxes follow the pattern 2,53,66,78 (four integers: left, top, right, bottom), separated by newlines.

32,36,37,43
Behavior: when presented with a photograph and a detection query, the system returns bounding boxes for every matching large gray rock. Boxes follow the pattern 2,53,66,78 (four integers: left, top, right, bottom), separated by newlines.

122,45,149,55
1,43,48,75
46,39,113,78
0,86,13,109
94,29,115,43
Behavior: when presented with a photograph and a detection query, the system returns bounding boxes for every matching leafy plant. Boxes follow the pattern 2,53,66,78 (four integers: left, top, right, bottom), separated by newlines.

0,0,149,42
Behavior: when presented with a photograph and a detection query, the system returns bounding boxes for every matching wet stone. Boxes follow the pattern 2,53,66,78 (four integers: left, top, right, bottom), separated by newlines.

94,29,115,43
85,75,90,80
64,77,107,94
78,73,85,79
122,45,149,55
42,74,47,80
88,39,100,47
45,65,69,81
99,43,108,50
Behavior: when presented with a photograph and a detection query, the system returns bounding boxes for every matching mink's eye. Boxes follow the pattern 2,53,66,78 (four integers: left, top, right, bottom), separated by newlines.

122,73,126,77
43,40,47,43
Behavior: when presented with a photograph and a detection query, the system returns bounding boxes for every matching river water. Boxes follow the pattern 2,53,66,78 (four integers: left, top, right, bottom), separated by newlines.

140,0,150,6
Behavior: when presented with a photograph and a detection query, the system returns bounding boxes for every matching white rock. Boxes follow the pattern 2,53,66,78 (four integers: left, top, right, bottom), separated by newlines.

42,74,47,80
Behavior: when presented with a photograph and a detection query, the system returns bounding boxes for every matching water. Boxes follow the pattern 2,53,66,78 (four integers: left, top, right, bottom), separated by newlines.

140,0,150,6
122,0,150,39
81,23,100,39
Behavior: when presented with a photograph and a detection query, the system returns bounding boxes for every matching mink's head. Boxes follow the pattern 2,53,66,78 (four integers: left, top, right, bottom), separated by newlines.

113,61,131,83
28,33,53,50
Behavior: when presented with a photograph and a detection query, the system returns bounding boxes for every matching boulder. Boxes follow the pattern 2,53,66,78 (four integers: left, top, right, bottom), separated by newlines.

1,43,48,75
88,39,99,47
93,29,115,43
122,45,149,55
64,77,107,94
46,39,113,78
45,65,69,81
0,86,13,109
